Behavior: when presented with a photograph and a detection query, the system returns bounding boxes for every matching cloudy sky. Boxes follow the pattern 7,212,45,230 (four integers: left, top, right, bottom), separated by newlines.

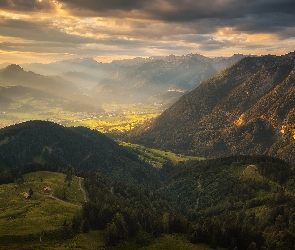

0,0,294,63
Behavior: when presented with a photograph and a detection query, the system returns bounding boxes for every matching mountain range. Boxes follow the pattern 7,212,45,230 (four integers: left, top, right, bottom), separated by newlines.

92,53,246,105
128,52,295,165
1,54,245,106
2,51,295,249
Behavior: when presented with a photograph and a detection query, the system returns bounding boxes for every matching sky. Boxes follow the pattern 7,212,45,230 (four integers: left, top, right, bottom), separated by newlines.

0,0,294,64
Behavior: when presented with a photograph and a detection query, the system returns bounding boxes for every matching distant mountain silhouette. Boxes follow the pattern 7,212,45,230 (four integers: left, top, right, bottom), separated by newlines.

1,64,68,92
18,54,245,105
128,52,295,164
93,54,245,105
0,64,103,113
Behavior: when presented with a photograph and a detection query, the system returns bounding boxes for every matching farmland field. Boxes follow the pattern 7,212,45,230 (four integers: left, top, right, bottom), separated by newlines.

66,103,162,133
0,102,163,133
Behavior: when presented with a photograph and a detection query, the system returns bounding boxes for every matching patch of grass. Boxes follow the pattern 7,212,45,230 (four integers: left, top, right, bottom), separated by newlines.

142,234,225,250
120,142,205,167
111,234,226,250
240,165,263,180
0,171,83,238
0,230,105,250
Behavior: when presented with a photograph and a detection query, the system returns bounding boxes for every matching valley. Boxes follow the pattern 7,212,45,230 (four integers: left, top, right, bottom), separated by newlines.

1,0,294,248
1,52,295,249
0,102,162,133
66,103,163,134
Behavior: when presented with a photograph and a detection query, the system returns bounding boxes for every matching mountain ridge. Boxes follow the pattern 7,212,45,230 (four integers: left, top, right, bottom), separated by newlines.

128,52,295,164
1,54,247,105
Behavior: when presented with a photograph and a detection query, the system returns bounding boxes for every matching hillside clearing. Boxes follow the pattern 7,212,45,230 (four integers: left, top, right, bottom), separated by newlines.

0,171,83,237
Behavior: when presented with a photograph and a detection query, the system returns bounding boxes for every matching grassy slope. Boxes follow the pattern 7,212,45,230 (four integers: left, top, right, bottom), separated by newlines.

141,234,225,250
120,141,204,167
0,171,83,237
113,234,226,250
15,232,225,250
0,171,224,250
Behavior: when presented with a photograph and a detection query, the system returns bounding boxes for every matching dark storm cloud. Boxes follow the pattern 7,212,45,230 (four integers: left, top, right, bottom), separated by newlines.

0,0,55,12
57,0,295,36
58,0,143,12
0,0,294,62
57,0,295,20
232,13,295,37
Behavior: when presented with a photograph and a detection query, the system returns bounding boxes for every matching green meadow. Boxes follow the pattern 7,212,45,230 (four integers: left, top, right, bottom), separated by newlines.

120,141,205,167
0,172,82,238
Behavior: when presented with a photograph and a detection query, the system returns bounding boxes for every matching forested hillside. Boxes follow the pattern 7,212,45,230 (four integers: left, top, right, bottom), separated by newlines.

1,155,294,249
128,52,295,165
0,121,159,186
161,155,295,249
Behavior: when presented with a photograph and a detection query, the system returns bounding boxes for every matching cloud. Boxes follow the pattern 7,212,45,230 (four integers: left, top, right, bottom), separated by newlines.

0,0,294,63
0,0,56,12
232,13,295,38
0,17,97,44
55,0,295,39
57,0,295,20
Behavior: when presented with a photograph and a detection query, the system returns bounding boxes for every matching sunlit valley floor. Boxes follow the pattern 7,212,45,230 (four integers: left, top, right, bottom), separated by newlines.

0,102,163,134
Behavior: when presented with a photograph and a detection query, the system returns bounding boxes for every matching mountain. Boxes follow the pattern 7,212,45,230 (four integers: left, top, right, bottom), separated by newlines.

21,57,114,92
17,54,245,105
21,57,110,77
0,85,99,114
128,52,295,165
0,64,103,113
0,64,72,95
93,54,246,105
0,120,159,186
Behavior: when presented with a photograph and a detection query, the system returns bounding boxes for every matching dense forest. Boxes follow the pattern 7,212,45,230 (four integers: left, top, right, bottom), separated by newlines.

0,120,160,187
1,154,295,249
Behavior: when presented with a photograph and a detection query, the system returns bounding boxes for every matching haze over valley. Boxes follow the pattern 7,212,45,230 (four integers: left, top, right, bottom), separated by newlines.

0,53,245,131
1,0,295,249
